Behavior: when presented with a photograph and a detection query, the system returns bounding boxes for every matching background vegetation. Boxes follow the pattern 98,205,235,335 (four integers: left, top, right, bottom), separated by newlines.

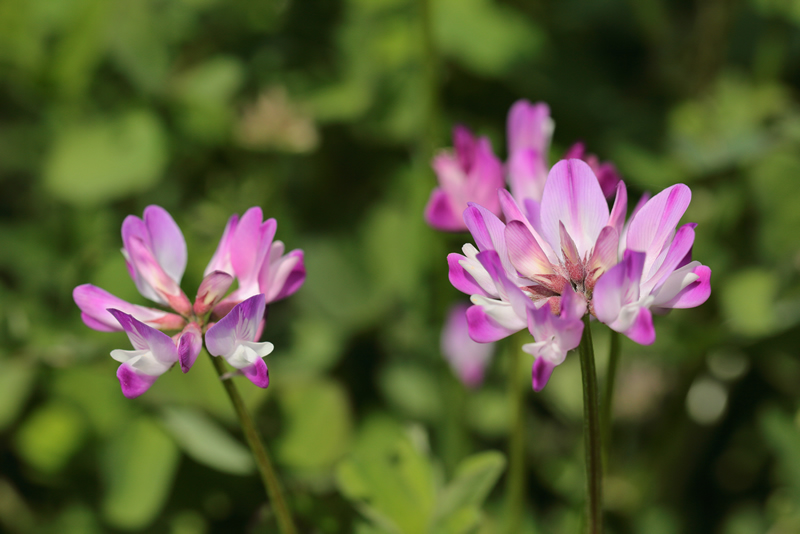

2,0,800,532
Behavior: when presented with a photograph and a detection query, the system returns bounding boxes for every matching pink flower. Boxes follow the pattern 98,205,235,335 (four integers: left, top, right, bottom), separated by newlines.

206,207,306,315
424,125,504,231
107,309,180,398
449,159,625,343
205,294,273,388
73,205,304,397
593,185,711,344
564,142,622,199
506,100,554,203
441,303,495,388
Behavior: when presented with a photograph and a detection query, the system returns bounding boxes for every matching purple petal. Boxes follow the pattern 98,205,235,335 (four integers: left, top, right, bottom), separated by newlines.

626,184,691,259
107,309,179,364
143,205,187,284
607,181,628,236
532,357,556,392
178,323,202,373
465,304,520,343
625,307,655,345
507,100,552,155
73,284,185,332
505,220,554,278
241,357,270,388
476,250,532,319
205,294,267,357
117,363,159,398
424,188,464,231
441,303,494,388
540,159,610,258
447,253,491,297
230,209,276,287
453,125,477,170
593,250,645,325
507,148,547,203
205,214,238,277
268,249,306,303
653,264,711,310
645,223,696,292
126,237,192,314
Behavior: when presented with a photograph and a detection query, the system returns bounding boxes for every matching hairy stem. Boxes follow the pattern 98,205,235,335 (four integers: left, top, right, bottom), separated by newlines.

579,316,603,534
210,355,296,534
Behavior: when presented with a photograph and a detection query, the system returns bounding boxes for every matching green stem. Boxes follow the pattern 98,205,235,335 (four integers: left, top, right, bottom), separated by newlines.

210,355,297,534
506,337,525,533
579,316,603,534
601,330,621,454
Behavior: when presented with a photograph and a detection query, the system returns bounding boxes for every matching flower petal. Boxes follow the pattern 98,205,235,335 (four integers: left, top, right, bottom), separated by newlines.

194,271,234,316
652,263,711,310
178,323,202,373
505,220,554,279
626,184,691,260
205,214,238,277
143,205,187,284
540,159,609,258
465,302,523,343
241,357,270,388
625,307,655,345
441,303,494,388
507,100,553,156
531,357,556,392
261,248,306,303
448,253,491,297
424,188,463,231
507,148,547,203
73,284,185,332
116,363,159,399
206,293,267,359
107,309,179,364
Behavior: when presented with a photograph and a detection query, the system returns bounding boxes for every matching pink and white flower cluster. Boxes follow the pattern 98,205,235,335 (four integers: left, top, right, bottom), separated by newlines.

427,100,711,391
74,206,305,398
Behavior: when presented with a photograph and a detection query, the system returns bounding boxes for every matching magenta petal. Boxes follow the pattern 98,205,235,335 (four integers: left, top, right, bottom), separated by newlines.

505,220,553,278
447,253,490,297
607,181,628,236
463,204,505,253
507,100,551,155
269,250,306,302
424,188,464,231
532,357,556,392
453,125,477,170
540,159,609,257
242,357,270,388
178,323,202,373
647,223,696,291
441,303,493,388
626,184,691,258
73,284,185,332
117,363,159,399
656,265,712,310
107,309,179,362
205,214,239,277
143,205,187,284
205,294,267,357
466,305,518,343
476,250,531,318
508,148,547,202
626,307,656,345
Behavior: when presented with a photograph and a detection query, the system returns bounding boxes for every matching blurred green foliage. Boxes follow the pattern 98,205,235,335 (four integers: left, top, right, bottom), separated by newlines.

2,0,800,532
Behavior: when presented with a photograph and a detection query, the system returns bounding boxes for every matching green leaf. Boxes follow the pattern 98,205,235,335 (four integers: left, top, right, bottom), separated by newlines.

434,451,506,522
276,379,353,472
44,110,167,206
160,406,255,475
380,364,443,422
336,417,436,534
14,402,87,474
0,359,36,431
102,416,180,530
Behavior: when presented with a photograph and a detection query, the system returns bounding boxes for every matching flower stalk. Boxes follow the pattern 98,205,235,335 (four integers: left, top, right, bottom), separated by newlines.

602,330,621,453
210,355,297,534
578,315,603,534
506,335,526,533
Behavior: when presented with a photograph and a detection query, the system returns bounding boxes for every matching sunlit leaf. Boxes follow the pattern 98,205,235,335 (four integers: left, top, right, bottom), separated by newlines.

102,416,180,530
14,402,87,474
161,406,255,475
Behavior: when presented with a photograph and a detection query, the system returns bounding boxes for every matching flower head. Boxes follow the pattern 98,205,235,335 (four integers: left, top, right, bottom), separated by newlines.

73,205,303,397
506,100,554,203
424,125,504,231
